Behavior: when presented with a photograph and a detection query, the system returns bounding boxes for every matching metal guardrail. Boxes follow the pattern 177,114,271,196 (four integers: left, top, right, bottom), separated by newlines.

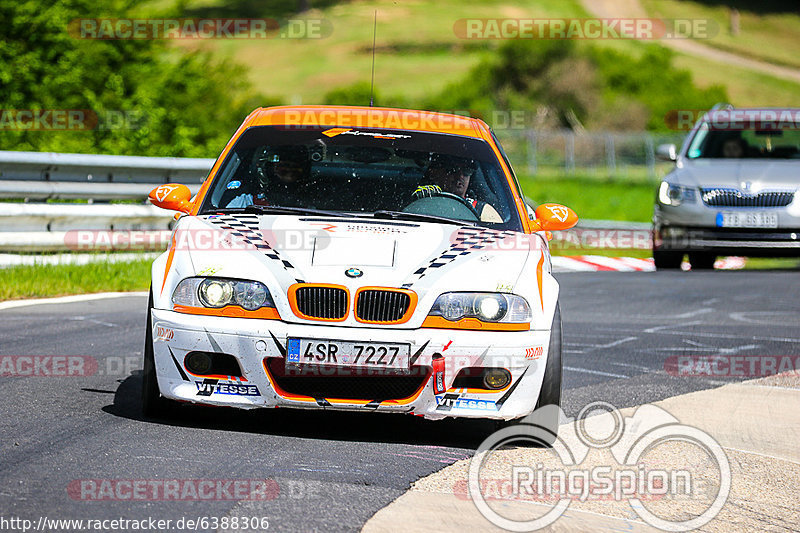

0,149,212,250
0,150,213,185
0,150,212,200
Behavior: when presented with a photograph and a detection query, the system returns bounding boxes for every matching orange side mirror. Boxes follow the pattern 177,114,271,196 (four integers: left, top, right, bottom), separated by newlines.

148,184,193,214
531,203,578,232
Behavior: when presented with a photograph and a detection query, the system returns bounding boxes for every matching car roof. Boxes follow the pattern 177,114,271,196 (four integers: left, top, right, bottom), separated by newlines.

703,107,800,121
245,105,490,139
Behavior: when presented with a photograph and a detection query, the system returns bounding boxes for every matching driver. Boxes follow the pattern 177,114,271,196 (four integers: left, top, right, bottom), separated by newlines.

415,155,502,222
225,146,310,208
721,137,747,158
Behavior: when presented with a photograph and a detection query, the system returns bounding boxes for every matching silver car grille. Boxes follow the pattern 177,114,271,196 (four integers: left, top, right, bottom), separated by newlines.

700,188,795,208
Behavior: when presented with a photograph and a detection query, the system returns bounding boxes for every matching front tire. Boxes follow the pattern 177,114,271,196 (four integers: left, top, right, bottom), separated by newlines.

688,252,716,270
653,250,683,270
141,290,176,418
491,303,563,446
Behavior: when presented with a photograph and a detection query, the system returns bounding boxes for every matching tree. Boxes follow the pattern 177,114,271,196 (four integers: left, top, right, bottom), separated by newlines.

0,0,273,156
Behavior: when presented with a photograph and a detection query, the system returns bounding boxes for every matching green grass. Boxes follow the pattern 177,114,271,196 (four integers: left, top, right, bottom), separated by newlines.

740,258,800,270
0,258,152,301
168,0,589,104
550,248,652,258
670,49,800,108
518,174,656,222
640,0,800,70
579,23,800,109
160,0,800,112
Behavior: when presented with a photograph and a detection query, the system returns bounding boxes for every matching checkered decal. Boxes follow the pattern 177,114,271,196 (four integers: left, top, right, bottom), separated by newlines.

401,227,517,288
204,214,305,283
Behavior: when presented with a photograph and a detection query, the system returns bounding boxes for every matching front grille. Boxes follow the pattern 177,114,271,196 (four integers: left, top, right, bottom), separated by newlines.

355,290,412,323
294,286,348,320
266,359,429,400
701,188,795,207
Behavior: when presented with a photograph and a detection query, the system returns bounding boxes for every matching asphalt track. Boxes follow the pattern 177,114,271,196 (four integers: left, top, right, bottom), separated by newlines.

1,270,798,532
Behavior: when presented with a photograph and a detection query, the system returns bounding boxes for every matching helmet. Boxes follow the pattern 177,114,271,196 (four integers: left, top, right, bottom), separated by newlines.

253,145,310,187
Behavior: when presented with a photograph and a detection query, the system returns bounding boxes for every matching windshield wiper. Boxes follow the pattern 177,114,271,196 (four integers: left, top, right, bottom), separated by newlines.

372,210,477,226
207,205,354,218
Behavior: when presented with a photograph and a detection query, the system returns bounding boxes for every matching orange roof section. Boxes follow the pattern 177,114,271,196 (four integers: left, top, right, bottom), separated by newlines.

246,105,489,138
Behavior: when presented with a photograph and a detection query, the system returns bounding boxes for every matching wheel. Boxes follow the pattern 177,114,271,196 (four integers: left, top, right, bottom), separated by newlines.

688,252,716,270
653,250,683,270
490,303,563,446
530,302,563,445
141,290,177,418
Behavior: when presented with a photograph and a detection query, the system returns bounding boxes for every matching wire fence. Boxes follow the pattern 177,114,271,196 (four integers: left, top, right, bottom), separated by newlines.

496,130,686,178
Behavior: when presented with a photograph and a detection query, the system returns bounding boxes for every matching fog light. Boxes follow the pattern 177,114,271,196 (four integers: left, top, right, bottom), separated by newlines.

185,352,213,375
483,368,511,390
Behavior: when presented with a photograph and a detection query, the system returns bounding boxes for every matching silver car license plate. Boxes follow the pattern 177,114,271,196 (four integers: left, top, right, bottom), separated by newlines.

718,212,778,228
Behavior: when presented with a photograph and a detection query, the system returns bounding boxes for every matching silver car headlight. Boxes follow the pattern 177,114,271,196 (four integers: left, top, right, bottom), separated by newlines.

659,181,697,206
172,277,274,311
428,292,531,323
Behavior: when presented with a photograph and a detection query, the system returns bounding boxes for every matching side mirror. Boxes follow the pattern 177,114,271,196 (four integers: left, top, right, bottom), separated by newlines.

148,184,193,213
531,203,578,232
656,143,677,162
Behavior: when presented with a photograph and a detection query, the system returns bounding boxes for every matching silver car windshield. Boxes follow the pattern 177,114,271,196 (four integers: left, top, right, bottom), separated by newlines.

687,122,800,159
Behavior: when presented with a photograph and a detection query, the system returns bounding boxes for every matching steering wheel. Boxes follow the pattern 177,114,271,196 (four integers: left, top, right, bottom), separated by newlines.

404,188,480,221
433,191,480,217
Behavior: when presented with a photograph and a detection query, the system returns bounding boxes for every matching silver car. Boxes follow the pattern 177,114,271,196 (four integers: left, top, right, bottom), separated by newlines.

653,106,800,269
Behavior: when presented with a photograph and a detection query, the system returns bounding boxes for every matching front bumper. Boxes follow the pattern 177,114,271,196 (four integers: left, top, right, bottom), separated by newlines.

151,309,551,421
653,203,800,256
654,225,800,256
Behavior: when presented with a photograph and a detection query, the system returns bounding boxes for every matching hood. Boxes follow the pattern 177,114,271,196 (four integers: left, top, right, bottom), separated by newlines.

177,213,534,300
676,158,800,191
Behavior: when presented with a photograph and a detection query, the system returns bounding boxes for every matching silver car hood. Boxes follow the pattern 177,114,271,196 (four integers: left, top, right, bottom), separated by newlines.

676,158,800,191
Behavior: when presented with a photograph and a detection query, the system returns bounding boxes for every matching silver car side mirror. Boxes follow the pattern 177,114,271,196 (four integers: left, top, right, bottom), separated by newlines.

656,144,677,162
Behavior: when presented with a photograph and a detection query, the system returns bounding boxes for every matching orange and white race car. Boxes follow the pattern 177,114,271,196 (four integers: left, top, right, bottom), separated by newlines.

143,106,577,435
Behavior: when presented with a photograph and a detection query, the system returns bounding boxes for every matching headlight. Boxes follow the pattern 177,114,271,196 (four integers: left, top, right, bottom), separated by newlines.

199,279,233,308
659,181,696,206
172,277,274,311
428,292,531,323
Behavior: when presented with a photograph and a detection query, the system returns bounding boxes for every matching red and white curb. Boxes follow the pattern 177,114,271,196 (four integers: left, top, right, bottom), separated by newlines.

552,255,746,272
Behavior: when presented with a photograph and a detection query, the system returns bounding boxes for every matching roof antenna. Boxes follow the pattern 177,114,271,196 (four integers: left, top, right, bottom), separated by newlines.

369,10,377,107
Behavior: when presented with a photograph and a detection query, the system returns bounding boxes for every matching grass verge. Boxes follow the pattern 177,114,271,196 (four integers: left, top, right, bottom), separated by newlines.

518,174,656,222
0,258,152,301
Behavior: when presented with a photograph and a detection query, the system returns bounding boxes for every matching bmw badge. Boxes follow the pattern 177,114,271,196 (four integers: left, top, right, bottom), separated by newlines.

345,267,363,278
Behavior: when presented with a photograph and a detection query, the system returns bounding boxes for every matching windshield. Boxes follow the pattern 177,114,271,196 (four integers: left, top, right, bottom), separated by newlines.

199,125,522,231
687,122,800,160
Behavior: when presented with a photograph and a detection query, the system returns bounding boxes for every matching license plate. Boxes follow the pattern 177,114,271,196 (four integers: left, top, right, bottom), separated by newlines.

286,338,410,370
717,212,778,228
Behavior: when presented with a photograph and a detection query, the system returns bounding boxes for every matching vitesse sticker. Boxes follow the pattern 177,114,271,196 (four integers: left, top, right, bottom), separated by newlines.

436,393,497,412
195,380,260,397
